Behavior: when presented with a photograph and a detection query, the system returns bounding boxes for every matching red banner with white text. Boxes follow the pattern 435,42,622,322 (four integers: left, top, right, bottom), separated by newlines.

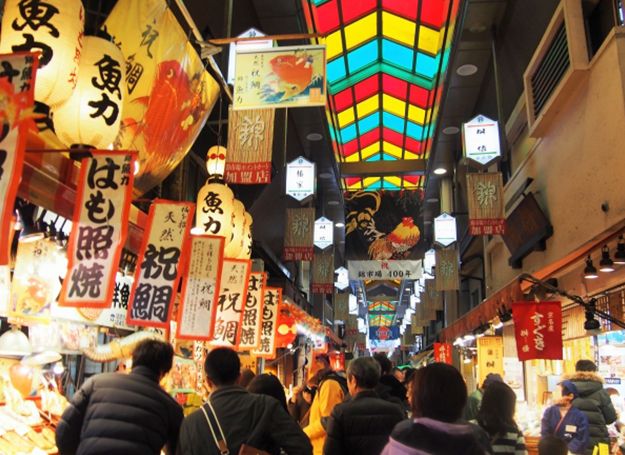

512,301,562,361
434,342,453,364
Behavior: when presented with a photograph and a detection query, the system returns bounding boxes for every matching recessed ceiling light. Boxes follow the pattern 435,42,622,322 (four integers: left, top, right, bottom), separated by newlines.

433,167,447,175
424,221,432,225
335,222,345,228
306,132,323,141
456,64,478,76
442,126,460,135
319,172,334,179
426,197,439,203
327,200,339,206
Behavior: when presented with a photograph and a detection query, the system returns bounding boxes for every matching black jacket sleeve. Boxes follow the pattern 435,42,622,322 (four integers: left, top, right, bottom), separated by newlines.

322,408,345,455
165,401,184,455
56,378,95,455
269,400,313,455
599,389,618,425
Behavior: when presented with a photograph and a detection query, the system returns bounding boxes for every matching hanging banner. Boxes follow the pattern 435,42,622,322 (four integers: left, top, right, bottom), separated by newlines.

345,315,359,348
225,108,275,184
402,329,414,348
462,114,501,166
176,235,224,340
369,326,400,341
312,250,334,294
425,279,443,311
435,248,460,291
103,0,220,196
348,260,422,280
284,207,314,261
434,213,457,247
233,45,326,110
511,301,563,361
211,258,251,347
127,200,194,327
334,293,349,321
60,151,136,308
314,216,334,250
411,321,424,335
434,342,453,364
466,172,505,236
286,156,316,202
239,272,267,351
0,52,38,265
252,287,282,359
477,336,504,387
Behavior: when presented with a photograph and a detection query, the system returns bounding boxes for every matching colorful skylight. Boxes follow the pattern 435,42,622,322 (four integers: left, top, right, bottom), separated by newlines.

368,313,395,326
368,301,397,312
304,0,460,190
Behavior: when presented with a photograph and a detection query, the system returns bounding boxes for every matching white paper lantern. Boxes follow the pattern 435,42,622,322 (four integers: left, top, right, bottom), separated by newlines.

0,0,84,106
52,36,126,149
206,145,227,177
224,199,245,258
195,182,235,241
239,211,253,260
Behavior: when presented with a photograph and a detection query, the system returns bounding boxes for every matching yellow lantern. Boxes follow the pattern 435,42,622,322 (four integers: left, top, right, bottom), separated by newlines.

195,182,235,240
206,145,227,177
52,36,126,149
0,0,84,106
239,211,253,260
224,199,245,258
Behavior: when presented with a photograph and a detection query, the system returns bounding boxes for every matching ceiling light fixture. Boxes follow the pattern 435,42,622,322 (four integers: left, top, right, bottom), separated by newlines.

335,222,345,228
463,333,476,341
306,132,323,141
442,126,460,135
433,167,447,175
319,172,334,179
614,235,625,265
599,245,615,273
584,255,599,279
584,300,601,332
426,197,439,204
456,64,478,76
498,306,513,323
327,200,339,206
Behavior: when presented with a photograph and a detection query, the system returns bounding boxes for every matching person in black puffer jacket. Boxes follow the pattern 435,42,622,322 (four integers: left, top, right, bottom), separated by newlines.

56,339,184,455
565,360,617,455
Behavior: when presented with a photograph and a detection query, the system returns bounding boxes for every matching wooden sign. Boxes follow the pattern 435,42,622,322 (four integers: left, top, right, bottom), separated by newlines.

477,336,504,386
312,250,334,294
466,172,505,235
334,293,349,321
435,248,460,291
284,208,315,261
425,279,443,310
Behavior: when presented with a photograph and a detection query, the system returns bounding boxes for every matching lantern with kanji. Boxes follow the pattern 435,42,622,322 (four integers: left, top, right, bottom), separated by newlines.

206,145,227,177
0,0,84,107
224,199,245,258
239,211,253,260
52,36,126,149
276,307,297,348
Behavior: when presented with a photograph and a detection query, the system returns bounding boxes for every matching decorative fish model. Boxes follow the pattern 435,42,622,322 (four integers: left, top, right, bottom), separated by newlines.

82,331,162,362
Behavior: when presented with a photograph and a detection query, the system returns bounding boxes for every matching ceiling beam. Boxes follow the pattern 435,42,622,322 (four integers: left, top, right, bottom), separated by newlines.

340,159,427,177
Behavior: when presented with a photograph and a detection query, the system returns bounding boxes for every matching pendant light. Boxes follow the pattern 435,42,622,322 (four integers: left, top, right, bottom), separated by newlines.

614,235,625,265
584,255,598,279
599,245,615,273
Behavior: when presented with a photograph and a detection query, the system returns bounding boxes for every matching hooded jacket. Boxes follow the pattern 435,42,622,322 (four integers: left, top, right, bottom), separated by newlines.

304,373,346,455
565,372,617,454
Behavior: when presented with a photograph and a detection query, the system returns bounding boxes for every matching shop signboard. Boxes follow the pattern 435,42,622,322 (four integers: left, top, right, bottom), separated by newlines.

286,157,316,202
369,325,400,341
211,259,251,348
462,114,501,166
334,293,349,322
312,250,334,294
477,336,504,387
348,260,422,280
176,235,225,340
314,216,334,250
252,287,282,359
434,342,452,364
238,272,266,351
227,28,273,84
284,207,315,261
335,266,349,290
466,172,506,235
435,247,460,291
233,45,326,110
60,151,136,308
511,301,563,361
127,200,194,327
434,213,457,247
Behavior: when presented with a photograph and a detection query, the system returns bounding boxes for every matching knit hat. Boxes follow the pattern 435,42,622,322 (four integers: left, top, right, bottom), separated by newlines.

482,373,504,389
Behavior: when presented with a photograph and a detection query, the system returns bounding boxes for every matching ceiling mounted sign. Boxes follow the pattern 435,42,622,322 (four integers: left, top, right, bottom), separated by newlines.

227,28,273,84
434,213,457,247
348,260,422,281
286,156,316,202
314,216,334,250
462,114,501,166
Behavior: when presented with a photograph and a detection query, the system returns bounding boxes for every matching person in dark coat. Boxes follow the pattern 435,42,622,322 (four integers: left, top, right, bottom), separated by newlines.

323,357,404,455
288,380,316,427
373,353,407,404
566,359,617,454
177,347,311,455
248,373,288,411
56,339,184,455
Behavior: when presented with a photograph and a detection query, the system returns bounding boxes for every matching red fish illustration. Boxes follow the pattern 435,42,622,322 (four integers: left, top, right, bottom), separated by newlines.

269,54,314,100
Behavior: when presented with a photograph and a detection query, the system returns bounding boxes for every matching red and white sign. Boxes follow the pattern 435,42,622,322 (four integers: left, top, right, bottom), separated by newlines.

211,258,251,348
60,151,136,308
238,272,266,351
127,200,194,327
434,342,452,364
252,287,282,359
512,301,563,361
176,235,224,340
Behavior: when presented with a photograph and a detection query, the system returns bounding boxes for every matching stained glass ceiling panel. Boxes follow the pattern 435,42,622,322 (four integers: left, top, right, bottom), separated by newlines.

304,0,460,190
368,313,395,326
368,301,397,312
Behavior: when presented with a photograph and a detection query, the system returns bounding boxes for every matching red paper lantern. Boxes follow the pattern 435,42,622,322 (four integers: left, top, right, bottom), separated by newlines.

276,309,297,348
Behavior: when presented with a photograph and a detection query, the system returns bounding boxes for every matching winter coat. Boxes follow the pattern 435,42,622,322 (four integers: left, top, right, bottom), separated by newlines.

463,389,483,422
382,417,492,455
323,390,405,455
540,405,589,455
56,366,184,455
566,372,617,453
379,374,408,404
289,391,312,427
304,374,346,455
176,385,311,455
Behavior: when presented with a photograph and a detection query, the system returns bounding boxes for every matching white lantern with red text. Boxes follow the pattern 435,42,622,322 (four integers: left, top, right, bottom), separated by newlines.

224,199,245,258
0,0,84,106
206,145,227,177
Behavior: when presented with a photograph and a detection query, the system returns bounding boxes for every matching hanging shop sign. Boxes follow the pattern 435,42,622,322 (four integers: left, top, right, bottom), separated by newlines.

434,342,453,364
252,287,282,359
176,235,224,340
211,258,251,348
284,207,315,261
348,260,422,280
411,321,424,335
334,266,349,290
462,114,501,166
466,172,505,235
227,28,273,84
225,108,275,184
477,336,504,387
196,181,235,240
369,325,400,341
402,329,415,349
103,0,220,195
434,213,457,247
435,248,460,291
238,272,266,351
312,250,334,294
511,301,563,361
345,315,359,348
233,45,326,110
286,156,316,202
314,216,334,250
334,293,349,322
59,151,136,308
0,51,38,266
425,279,443,310
127,200,194,327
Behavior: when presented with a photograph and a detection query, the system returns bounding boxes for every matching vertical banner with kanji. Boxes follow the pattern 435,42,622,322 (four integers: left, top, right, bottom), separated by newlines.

225,108,275,184
60,151,136,308
253,287,282,359
477,336,504,387
0,52,38,265
238,272,266,351
176,235,224,340
511,301,563,361
334,293,349,321
434,342,453,364
127,200,194,327
425,279,443,310
284,208,314,261
312,250,334,294
345,314,359,348
435,248,460,291
466,172,505,235
211,258,251,348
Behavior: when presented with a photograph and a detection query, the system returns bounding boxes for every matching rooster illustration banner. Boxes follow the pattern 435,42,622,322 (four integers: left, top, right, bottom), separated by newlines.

233,45,326,110
466,172,506,236
345,190,424,260
103,0,220,196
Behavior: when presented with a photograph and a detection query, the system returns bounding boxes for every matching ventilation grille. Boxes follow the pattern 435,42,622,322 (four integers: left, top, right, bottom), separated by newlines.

530,23,570,117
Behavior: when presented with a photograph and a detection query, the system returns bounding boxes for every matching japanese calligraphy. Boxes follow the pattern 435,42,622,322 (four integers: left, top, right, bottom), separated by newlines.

210,259,250,347
512,301,562,361
252,287,281,359
239,272,266,351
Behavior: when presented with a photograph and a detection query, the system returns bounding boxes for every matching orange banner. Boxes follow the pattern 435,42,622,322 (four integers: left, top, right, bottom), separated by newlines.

238,272,267,351
252,287,282,359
